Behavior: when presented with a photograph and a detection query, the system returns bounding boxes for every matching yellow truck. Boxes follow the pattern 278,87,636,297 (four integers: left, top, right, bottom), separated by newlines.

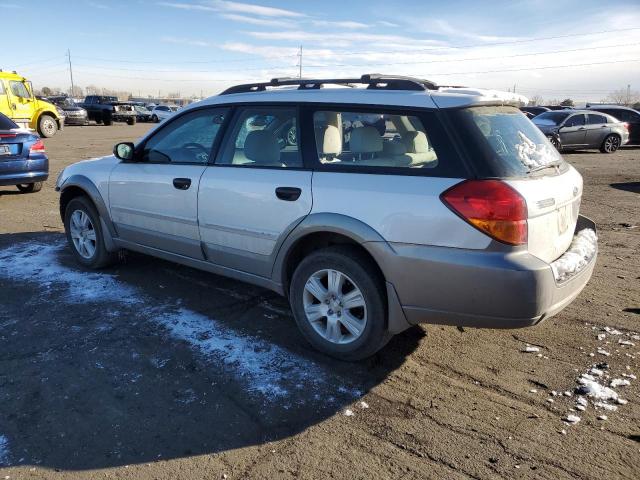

0,70,63,137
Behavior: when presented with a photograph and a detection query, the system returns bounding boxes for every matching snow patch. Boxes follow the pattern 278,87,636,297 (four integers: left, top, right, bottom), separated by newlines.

550,229,597,282
523,346,540,353
0,241,351,403
514,131,559,170
610,378,631,388
343,409,354,417
563,414,581,424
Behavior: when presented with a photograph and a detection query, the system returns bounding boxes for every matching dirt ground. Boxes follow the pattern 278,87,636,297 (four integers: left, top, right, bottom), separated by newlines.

0,123,639,480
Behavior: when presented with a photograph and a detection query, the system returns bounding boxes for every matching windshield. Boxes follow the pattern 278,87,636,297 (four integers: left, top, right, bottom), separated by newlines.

533,111,571,126
458,106,564,173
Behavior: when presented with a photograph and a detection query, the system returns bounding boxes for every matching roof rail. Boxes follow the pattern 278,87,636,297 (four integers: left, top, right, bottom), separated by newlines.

219,74,438,95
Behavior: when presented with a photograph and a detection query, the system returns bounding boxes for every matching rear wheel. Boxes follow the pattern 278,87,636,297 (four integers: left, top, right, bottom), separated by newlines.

127,116,136,125
16,182,43,193
600,134,620,153
151,114,159,123
64,196,117,268
38,115,57,138
289,246,389,361
102,112,113,126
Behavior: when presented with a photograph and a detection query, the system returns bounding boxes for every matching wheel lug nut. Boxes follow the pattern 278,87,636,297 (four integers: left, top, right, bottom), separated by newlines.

328,309,334,315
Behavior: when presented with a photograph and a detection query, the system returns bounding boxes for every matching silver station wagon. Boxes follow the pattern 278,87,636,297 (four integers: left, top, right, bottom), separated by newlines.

57,75,598,360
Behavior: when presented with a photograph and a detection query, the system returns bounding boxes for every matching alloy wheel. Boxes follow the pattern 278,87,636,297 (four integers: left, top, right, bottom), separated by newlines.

604,136,620,152
302,269,367,345
69,210,97,259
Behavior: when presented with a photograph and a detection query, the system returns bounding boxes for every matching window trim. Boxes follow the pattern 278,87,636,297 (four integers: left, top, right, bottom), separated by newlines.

212,103,308,171
132,105,231,166
563,113,586,128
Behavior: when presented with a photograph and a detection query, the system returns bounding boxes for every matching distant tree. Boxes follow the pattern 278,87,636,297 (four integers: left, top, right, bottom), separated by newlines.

606,88,639,106
529,94,544,106
560,98,574,107
41,86,53,96
69,85,84,98
85,84,100,95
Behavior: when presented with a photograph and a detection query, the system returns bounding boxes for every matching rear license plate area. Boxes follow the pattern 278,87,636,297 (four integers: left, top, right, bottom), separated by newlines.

0,145,10,155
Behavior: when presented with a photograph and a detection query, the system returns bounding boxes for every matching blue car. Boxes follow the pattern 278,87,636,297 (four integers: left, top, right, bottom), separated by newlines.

0,112,48,193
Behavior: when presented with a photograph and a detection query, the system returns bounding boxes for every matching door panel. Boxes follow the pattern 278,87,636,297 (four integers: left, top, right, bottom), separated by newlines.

109,163,206,258
585,114,609,147
198,167,312,276
559,114,586,147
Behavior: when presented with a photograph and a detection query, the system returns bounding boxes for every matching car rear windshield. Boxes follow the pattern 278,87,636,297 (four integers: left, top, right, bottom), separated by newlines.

452,106,564,176
0,113,18,130
532,111,571,126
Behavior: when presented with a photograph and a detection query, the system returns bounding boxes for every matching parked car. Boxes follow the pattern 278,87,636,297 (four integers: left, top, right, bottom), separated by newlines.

0,112,48,193
542,105,575,111
520,106,550,119
150,105,177,122
56,74,597,360
532,110,629,152
0,71,63,137
42,95,88,126
79,95,137,125
586,105,640,145
134,105,152,122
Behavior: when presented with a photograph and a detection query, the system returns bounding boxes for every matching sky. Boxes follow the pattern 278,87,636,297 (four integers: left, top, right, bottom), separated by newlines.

1,0,639,102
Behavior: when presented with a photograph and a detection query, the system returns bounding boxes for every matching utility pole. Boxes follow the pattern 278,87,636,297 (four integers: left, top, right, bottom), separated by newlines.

67,49,75,97
627,84,631,105
297,45,302,79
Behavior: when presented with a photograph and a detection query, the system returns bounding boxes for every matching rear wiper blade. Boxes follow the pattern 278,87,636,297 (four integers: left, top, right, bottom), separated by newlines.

529,162,562,173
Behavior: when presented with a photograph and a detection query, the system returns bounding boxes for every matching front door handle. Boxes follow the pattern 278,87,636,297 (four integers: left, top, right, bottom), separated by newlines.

173,178,191,190
275,186,302,201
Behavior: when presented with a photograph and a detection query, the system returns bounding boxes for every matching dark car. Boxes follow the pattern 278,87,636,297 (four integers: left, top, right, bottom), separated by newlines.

43,96,88,126
520,106,550,119
134,105,152,122
542,105,575,111
0,112,48,193
532,110,629,153
79,95,137,125
586,105,640,145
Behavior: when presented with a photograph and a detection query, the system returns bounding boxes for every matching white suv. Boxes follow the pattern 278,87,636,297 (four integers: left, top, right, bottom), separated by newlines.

56,75,597,360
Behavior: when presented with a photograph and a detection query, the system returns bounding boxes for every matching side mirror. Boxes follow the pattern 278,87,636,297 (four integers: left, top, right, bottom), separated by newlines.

114,142,135,161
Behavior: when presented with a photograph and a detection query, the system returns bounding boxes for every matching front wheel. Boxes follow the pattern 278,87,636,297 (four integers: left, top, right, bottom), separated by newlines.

38,114,57,138
102,112,113,126
547,135,561,151
16,182,43,193
151,114,159,123
64,196,117,268
289,246,389,361
600,134,620,153
127,117,136,125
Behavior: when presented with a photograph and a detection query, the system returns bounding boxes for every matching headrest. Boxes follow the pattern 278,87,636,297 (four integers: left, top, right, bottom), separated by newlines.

383,139,407,155
403,131,429,153
318,125,341,156
244,130,280,164
350,126,382,153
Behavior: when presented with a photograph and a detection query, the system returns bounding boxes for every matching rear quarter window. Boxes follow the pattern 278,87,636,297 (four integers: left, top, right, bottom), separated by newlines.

447,106,565,177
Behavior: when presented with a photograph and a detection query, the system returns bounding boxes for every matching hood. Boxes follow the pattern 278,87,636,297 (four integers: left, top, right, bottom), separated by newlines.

35,98,62,118
62,106,86,113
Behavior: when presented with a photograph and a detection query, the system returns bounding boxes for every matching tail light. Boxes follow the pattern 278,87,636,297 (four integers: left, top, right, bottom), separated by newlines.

29,139,46,157
623,122,630,132
441,180,528,245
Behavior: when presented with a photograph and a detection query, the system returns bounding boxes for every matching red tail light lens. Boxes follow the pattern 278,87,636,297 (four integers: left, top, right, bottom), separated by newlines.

441,180,528,245
29,139,46,156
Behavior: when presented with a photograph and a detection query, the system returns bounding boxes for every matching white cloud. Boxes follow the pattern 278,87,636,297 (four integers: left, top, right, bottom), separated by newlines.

220,13,295,28
158,1,216,12
208,0,305,18
311,20,370,29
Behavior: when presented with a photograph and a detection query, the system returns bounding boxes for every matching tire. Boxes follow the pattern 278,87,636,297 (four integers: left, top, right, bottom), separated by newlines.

600,134,620,153
547,135,561,151
151,114,159,123
16,182,43,193
37,114,57,138
94,117,103,125
63,196,117,269
127,116,136,125
102,112,113,126
289,246,389,361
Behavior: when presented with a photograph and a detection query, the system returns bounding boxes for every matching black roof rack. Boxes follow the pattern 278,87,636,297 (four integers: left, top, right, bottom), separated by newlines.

219,74,439,95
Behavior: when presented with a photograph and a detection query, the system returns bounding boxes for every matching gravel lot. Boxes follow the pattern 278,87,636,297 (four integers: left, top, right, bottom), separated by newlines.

0,124,639,479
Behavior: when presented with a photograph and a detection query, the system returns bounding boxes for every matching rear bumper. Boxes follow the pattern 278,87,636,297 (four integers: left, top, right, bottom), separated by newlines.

372,215,597,329
0,157,49,186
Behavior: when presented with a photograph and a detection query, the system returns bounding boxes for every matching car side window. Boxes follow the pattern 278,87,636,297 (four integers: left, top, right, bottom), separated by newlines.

312,110,438,169
564,115,585,127
217,107,301,168
141,108,228,164
587,114,607,125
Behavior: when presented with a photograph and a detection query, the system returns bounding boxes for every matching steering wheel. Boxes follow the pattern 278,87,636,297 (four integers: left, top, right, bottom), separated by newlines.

182,142,209,161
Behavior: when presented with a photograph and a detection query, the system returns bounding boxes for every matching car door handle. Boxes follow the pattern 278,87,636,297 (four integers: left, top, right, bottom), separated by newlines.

578,127,586,130
275,186,302,201
173,178,192,190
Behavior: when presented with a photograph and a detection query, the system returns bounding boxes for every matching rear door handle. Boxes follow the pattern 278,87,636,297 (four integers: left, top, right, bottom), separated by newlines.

275,186,302,201
173,178,192,190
